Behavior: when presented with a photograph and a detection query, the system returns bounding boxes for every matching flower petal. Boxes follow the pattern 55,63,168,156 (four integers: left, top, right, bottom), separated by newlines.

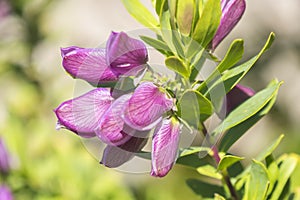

0,185,13,200
101,134,148,168
0,138,10,174
96,94,132,146
151,117,181,177
61,46,118,85
106,31,148,76
54,88,114,137
123,82,173,131
212,0,246,49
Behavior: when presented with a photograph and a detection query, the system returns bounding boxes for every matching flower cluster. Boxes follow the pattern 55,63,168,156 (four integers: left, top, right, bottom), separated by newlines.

55,0,249,178
55,32,181,177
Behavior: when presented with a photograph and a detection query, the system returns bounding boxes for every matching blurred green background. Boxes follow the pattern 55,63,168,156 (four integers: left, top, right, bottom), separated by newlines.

0,0,299,199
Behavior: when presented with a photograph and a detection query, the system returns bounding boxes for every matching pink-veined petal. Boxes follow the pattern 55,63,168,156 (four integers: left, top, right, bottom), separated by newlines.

151,117,181,177
61,46,118,85
123,82,173,131
54,88,113,137
106,31,148,76
96,94,132,146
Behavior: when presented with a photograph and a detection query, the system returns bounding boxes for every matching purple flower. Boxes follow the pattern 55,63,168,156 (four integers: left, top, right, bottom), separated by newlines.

151,117,181,177
0,185,13,200
106,31,148,76
212,0,246,49
95,94,133,145
54,88,114,138
123,82,174,131
0,137,10,175
61,47,118,85
101,132,148,168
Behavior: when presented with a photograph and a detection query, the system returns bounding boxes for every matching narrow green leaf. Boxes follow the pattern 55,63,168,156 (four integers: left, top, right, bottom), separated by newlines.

256,134,284,161
218,155,244,171
160,11,178,54
212,80,282,137
140,35,172,56
266,161,279,196
179,146,211,157
203,32,275,97
219,83,279,152
192,0,221,47
186,179,225,198
177,89,213,129
197,39,244,93
176,0,195,35
197,165,222,180
155,0,165,15
270,154,298,200
217,39,244,72
243,160,270,200
165,56,190,78
122,0,159,31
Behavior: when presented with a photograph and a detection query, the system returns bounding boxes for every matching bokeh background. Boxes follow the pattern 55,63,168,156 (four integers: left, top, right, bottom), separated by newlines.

0,0,299,199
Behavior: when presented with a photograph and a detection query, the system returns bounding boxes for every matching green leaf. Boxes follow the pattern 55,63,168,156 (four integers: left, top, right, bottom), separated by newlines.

266,161,279,196
176,0,195,35
192,0,221,48
212,80,282,138
177,89,213,129
186,179,225,198
217,39,244,72
155,0,165,15
165,56,190,78
256,134,284,161
140,35,172,56
243,160,270,200
270,154,298,200
214,193,226,200
219,86,279,152
197,39,244,93
204,32,275,98
179,146,211,157
218,155,244,171
177,152,214,168
122,0,159,31
197,165,222,180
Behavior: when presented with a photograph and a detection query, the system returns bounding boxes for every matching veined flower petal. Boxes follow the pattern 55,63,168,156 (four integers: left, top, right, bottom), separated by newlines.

96,94,132,146
151,117,181,177
101,134,148,168
54,88,114,137
212,0,246,49
61,46,118,85
123,82,173,131
106,31,148,76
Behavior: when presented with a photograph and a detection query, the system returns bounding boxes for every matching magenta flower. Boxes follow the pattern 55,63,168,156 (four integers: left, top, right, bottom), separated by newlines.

0,137,10,175
106,31,148,76
96,94,132,145
151,117,181,177
123,82,174,131
54,88,114,138
101,132,148,168
0,185,13,200
61,47,118,85
212,0,246,49
61,32,148,84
